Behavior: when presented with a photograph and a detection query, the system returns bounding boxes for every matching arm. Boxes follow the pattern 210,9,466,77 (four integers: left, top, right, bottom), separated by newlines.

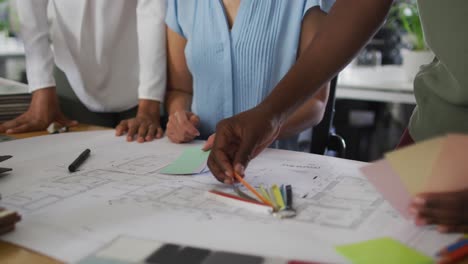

16,0,54,92
278,7,330,139
115,0,167,142
165,26,200,143
0,0,77,134
208,0,394,183
259,0,393,124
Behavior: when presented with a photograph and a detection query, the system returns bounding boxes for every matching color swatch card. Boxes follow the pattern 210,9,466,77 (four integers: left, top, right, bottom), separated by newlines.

360,134,468,219
336,237,432,264
159,147,210,175
77,236,319,264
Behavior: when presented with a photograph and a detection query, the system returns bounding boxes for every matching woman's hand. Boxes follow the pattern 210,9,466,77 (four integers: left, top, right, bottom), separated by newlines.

166,110,200,143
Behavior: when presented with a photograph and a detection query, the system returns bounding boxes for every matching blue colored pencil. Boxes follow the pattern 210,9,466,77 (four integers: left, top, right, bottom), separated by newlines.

280,184,287,205
438,239,468,256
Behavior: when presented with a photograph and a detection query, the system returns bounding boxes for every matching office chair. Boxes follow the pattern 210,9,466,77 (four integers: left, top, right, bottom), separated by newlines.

309,76,346,158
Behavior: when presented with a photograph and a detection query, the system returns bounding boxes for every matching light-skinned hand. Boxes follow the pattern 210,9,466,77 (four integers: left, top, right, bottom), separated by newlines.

166,110,200,143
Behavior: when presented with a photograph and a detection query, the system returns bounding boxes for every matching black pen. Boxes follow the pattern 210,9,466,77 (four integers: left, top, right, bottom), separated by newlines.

68,149,91,172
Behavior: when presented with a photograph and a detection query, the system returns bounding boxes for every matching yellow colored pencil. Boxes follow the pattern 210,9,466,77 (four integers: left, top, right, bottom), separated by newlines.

271,184,285,210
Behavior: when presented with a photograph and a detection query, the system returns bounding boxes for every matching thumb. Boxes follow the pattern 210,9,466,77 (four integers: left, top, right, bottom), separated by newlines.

56,113,79,127
232,136,255,177
203,134,216,151
189,113,200,127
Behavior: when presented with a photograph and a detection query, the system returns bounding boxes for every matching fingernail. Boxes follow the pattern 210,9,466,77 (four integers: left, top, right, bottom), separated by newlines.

225,170,233,178
224,179,232,185
437,226,449,233
409,207,418,216
6,129,12,134
415,218,427,226
413,197,426,205
235,164,245,175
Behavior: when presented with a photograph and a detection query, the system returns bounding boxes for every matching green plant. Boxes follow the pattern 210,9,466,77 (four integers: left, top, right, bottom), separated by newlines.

393,2,426,51
0,0,8,33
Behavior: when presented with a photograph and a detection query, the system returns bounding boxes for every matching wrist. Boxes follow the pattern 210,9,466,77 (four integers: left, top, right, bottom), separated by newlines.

255,101,286,130
30,86,59,107
137,99,160,117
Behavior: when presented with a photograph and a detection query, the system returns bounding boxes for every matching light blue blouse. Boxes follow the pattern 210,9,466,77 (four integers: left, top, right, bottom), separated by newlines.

166,0,334,147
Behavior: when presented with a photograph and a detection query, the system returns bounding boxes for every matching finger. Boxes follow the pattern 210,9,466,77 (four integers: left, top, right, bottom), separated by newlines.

6,123,34,134
412,192,466,209
232,136,256,176
203,134,216,151
207,152,231,184
137,123,149,143
145,125,157,142
413,207,466,226
182,131,197,143
0,211,21,225
189,113,200,127
0,225,15,235
1,118,22,132
175,112,200,136
57,115,79,128
127,122,138,142
210,135,235,183
437,225,468,234
115,120,129,136
155,127,164,139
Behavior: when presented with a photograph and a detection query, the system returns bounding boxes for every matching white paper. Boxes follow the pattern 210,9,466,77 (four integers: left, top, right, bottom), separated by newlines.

0,131,459,263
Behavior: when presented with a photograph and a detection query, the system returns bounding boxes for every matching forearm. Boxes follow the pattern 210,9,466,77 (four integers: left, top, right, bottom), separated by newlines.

16,0,55,92
278,96,327,139
258,0,393,125
165,90,192,115
136,0,167,102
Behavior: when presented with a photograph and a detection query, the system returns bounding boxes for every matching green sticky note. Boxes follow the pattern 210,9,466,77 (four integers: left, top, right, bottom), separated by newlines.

335,237,432,264
160,147,210,175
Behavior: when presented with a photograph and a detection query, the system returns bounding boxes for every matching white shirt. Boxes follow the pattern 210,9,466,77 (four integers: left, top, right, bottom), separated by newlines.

15,0,166,112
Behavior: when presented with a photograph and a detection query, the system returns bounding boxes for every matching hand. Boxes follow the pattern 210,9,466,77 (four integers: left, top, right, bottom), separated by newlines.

410,189,468,233
115,100,163,143
202,134,216,151
166,110,200,143
0,87,78,134
207,106,282,184
0,208,21,235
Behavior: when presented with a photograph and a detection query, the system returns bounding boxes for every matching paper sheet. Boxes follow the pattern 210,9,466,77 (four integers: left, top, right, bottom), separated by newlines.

425,134,468,192
385,137,443,194
336,237,432,264
159,147,210,175
360,160,412,219
0,131,459,263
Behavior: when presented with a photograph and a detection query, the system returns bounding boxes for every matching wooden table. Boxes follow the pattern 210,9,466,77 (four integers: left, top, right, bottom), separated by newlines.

0,124,109,264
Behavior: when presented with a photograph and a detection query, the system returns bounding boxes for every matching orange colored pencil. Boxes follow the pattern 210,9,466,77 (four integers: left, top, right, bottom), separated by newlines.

233,172,274,208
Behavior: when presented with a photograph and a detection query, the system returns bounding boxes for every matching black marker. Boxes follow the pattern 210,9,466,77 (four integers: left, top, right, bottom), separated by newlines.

68,149,91,172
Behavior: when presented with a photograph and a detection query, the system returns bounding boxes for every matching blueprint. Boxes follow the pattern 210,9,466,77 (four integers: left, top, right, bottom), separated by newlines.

0,131,459,263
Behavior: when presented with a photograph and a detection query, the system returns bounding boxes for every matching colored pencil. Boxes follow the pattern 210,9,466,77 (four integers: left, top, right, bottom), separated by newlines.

439,244,468,264
233,172,274,208
438,239,468,256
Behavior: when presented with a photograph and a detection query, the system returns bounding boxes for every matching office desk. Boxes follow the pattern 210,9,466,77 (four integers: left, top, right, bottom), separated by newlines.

1,128,466,263
0,124,109,264
337,66,416,104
